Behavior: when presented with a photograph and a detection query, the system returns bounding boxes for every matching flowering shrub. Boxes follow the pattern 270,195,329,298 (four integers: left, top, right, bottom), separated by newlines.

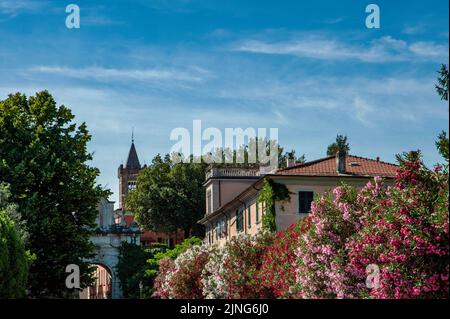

295,158,449,299
259,219,310,298
222,232,274,298
152,257,175,299
201,246,228,299
202,232,274,299
295,183,370,298
347,160,449,298
153,244,212,299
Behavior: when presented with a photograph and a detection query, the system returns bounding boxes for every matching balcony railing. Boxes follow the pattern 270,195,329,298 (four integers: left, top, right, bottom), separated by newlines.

206,167,261,180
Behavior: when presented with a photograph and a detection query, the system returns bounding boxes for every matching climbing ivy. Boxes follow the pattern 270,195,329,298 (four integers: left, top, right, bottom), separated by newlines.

257,179,291,231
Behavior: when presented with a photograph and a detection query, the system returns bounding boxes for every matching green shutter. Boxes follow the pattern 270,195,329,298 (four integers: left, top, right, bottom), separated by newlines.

299,191,314,214
236,209,243,232
256,203,259,223
247,207,251,227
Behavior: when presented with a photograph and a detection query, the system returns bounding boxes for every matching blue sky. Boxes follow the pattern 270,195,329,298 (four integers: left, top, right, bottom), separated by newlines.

0,0,448,206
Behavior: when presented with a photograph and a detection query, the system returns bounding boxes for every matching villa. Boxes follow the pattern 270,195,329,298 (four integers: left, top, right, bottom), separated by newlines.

199,151,399,247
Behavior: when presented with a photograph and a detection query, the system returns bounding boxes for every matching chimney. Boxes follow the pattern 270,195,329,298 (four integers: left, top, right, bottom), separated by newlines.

287,152,295,168
376,156,380,162
336,150,346,174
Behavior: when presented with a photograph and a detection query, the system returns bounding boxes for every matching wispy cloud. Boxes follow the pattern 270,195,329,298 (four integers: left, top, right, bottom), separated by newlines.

232,35,449,63
0,0,45,16
402,25,426,35
210,74,443,126
83,15,125,27
322,17,345,25
28,66,211,83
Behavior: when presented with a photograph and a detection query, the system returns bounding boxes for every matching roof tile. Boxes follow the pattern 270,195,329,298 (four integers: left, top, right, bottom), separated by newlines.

277,154,398,177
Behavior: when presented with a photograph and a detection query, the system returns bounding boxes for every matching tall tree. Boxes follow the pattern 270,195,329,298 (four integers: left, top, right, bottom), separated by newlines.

202,138,306,169
126,154,206,239
326,134,350,156
0,91,108,297
435,64,449,163
0,183,33,298
436,64,449,101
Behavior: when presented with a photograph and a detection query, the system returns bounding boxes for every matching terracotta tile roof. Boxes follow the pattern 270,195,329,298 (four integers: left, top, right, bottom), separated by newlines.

277,154,398,177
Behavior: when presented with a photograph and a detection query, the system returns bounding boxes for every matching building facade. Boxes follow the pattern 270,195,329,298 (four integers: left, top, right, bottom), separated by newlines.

199,152,399,247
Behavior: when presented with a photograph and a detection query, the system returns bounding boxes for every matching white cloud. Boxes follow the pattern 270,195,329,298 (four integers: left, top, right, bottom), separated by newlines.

83,15,125,27
232,35,449,63
409,42,449,59
28,66,211,83
0,0,45,16
352,96,375,126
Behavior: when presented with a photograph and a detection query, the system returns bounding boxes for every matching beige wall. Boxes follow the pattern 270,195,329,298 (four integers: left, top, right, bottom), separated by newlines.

205,179,258,214
273,176,375,230
205,198,264,247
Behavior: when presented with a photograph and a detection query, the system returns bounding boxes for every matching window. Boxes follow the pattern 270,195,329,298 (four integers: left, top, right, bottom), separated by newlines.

206,190,212,214
236,209,244,232
298,191,314,214
247,207,251,228
127,181,136,191
256,202,260,224
218,217,227,238
215,221,219,240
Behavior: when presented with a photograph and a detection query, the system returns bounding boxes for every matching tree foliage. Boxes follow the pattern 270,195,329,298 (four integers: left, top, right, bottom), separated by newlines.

0,183,33,298
435,64,449,163
117,242,152,299
0,91,108,297
126,154,206,238
258,179,291,231
436,64,449,101
327,134,350,156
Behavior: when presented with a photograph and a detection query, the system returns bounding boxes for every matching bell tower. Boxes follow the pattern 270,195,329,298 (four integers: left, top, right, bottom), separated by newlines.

118,132,142,210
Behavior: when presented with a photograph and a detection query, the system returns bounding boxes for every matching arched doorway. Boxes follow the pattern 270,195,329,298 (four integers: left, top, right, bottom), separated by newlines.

79,263,112,299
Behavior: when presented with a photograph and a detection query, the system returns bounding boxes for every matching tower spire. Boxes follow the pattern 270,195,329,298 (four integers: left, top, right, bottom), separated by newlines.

132,127,134,143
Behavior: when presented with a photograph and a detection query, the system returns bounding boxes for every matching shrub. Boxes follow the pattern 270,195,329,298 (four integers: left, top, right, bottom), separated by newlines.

153,244,212,299
201,246,227,299
202,232,274,299
347,160,449,298
294,183,369,298
151,237,205,298
152,257,176,299
259,219,310,298
295,158,449,299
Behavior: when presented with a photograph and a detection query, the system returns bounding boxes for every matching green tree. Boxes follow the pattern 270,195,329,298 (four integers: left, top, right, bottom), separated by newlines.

436,64,449,101
0,91,108,297
0,183,33,298
117,242,152,299
199,137,305,169
435,64,449,163
126,154,206,239
327,134,350,156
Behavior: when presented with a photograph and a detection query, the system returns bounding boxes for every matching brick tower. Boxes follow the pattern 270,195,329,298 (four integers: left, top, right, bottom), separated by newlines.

118,136,142,210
